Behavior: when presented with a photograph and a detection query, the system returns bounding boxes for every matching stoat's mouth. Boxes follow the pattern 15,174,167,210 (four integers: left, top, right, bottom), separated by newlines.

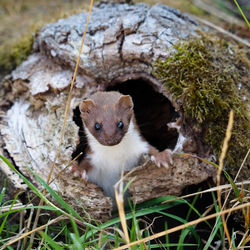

98,138,122,146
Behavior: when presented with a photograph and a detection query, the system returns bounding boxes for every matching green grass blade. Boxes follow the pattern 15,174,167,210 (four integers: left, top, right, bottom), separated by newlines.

29,167,83,221
123,177,136,194
182,193,202,247
135,196,181,208
30,168,104,240
0,155,59,210
82,197,184,241
0,154,96,234
40,231,64,250
0,192,20,235
210,191,225,247
184,199,212,229
158,211,187,224
159,211,201,248
177,153,242,202
129,211,137,242
178,192,199,249
231,228,236,249
165,222,170,250
70,216,80,241
223,172,241,202
150,243,198,248
234,0,250,27
185,191,199,221
144,227,151,250
60,219,70,244
70,233,84,249
203,221,223,250
177,228,192,250
0,181,6,205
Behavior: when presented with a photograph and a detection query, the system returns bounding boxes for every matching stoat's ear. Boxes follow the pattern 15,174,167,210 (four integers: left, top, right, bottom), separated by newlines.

117,95,134,112
80,99,96,114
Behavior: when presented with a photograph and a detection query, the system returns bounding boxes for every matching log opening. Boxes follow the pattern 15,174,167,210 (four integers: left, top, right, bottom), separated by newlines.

72,77,179,162
107,78,179,151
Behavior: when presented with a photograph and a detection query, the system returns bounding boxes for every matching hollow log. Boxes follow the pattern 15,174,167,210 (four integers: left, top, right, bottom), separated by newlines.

0,3,219,221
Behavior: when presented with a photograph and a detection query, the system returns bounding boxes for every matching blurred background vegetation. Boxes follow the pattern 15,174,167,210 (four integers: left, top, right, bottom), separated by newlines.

0,0,249,80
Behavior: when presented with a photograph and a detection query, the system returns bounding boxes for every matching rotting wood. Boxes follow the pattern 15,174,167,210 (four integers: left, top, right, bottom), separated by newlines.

124,154,216,204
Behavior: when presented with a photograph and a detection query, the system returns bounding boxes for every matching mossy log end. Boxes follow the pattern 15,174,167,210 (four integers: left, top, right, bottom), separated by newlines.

2,2,241,221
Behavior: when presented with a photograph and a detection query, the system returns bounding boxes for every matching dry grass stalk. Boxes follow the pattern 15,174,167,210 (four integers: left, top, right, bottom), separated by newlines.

114,176,130,247
0,215,67,250
191,15,250,47
193,0,244,25
224,149,250,220
17,209,25,250
98,229,104,249
23,206,34,248
48,152,83,186
114,202,250,250
46,0,94,185
0,202,26,213
29,0,94,247
162,180,250,205
217,110,234,247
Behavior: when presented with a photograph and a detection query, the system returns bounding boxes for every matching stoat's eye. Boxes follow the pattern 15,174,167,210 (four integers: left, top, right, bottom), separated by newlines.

117,121,124,129
94,123,102,131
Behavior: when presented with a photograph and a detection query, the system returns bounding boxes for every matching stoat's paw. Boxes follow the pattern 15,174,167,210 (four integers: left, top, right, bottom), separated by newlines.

151,149,173,168
71,163,88,180
81,169,88,180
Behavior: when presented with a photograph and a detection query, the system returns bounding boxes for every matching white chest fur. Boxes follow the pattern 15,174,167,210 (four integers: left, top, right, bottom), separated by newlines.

84,121,149,197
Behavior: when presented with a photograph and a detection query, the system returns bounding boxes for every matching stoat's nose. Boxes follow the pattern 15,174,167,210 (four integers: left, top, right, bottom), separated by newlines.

102,131,122,145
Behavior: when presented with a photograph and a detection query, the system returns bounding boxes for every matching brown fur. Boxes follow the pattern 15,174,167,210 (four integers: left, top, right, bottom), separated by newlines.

80,91,133,146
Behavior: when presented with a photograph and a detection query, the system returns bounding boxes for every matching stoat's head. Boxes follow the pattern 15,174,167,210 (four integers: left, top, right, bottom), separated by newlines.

80,91,134,146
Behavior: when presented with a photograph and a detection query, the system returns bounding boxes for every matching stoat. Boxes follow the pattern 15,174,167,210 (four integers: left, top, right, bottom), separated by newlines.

74,91,172,198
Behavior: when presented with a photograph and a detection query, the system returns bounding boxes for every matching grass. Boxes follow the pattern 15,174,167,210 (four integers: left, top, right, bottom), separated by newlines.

1,152,249,249
233,0,250,27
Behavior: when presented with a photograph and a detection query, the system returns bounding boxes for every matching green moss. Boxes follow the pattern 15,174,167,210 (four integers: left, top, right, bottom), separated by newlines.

155,33,249,175
0,34,34,75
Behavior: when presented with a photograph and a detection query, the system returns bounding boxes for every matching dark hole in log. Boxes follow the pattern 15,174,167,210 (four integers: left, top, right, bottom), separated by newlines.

107,78,179,151
72,107,87,162
72,78,179,162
